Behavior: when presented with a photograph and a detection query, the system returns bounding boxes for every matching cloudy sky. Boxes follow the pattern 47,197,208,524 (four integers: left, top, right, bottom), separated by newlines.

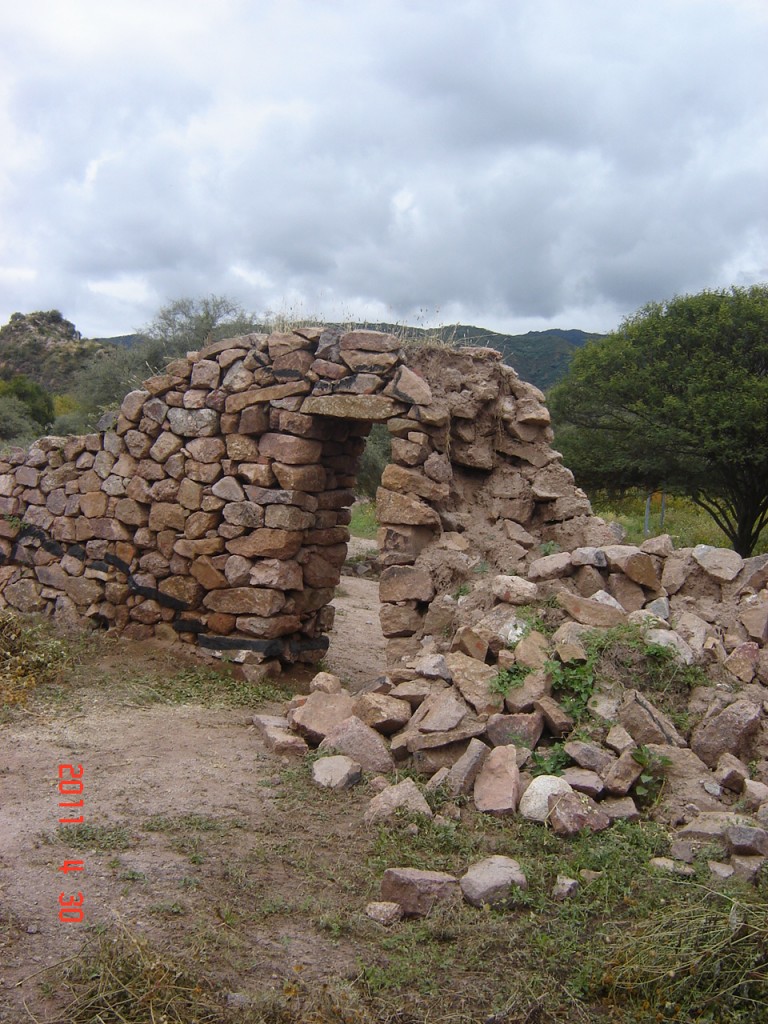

0,0,766,340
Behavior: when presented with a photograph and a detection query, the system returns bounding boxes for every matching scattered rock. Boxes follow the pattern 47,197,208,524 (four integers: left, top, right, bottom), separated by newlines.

691,699,762,768
600,796,640,823
605,725,636,755
460,856,528,907
714,753,749,792
491,575,539,604
363,778,433,823
618,689,686,747
649,857,695,877
380,868,460,916
602,750,643,796
534,696,574,738
552,875,579,900
563,767,603,798
692,544,743,581
548,791,611,836
518,775,573,822
444,737,490,797
445,652,505,715
354,693,413,735
365,901,403,926
564,740,617,776
310,671,343,694
318,716,396,773
312,755,362,790
289,691,356,744
473,745,521,815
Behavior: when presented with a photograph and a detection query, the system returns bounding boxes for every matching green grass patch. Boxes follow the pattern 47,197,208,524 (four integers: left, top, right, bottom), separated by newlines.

132,665,289,708
57,822,132,851
488,663,531,696
349,499,378,539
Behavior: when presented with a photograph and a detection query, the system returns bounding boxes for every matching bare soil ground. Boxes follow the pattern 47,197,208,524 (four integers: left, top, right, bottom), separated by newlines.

0,575,390,1024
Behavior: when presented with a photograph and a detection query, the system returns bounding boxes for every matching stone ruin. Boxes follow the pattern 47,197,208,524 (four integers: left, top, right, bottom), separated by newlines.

2,326,768,874
0,327,607,662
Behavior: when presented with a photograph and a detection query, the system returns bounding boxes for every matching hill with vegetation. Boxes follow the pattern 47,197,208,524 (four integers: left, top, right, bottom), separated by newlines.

0,310,112,393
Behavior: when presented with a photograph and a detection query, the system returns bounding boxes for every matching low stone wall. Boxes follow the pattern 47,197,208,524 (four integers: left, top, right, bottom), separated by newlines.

0,328,601,663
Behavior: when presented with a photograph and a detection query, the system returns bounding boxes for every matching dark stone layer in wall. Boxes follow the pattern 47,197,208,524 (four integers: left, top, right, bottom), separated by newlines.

0,328,606,663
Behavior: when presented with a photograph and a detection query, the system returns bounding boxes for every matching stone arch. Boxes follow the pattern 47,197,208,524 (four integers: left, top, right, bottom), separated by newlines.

0,327,612,668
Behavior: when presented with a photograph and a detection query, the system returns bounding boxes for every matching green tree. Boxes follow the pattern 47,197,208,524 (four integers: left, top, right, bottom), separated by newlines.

549,285,768,556
139,294,259,369
0,395,43,442
0,376,54,428
56,294,260,431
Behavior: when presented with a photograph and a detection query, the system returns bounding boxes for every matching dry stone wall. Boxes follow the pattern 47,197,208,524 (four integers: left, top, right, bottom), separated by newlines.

0,328,603,663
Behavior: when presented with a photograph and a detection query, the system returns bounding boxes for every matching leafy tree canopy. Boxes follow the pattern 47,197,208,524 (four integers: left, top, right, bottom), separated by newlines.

0,395,44,442
0,375,54,427
549,284,768,556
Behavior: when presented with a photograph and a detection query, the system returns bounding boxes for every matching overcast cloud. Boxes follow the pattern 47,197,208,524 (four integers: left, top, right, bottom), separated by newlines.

0,0,766,339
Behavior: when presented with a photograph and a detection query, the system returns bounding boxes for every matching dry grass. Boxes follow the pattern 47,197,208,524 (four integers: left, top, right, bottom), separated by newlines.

50,920,222,1024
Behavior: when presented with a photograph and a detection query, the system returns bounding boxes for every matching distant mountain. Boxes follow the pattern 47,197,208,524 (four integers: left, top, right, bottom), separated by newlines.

344,323,603,391
89,333,143,347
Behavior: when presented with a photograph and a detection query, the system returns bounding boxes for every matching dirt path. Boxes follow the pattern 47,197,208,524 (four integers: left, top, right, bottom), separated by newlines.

325,575,387,689
0,577,385,1022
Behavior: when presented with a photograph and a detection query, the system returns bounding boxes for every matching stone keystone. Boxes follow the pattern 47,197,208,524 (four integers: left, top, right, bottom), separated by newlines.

380,868,459,917
460,856,528,907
